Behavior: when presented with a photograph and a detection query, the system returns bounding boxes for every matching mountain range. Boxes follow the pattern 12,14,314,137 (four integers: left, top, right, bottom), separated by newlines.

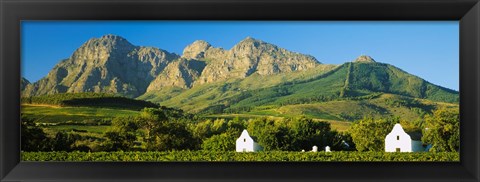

22,34,459,120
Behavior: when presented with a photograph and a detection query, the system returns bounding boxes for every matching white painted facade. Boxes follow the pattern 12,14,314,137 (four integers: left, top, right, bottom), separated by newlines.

325,146,331,152
411,140,425,152
236,130,262,152
385,124,425,152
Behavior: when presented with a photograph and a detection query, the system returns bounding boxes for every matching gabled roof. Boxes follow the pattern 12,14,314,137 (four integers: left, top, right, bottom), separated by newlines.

406,131,423,141
389,124,423,141
239,129,258,141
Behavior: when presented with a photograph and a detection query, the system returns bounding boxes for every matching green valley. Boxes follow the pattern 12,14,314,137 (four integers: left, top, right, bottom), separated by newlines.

20,35,460,161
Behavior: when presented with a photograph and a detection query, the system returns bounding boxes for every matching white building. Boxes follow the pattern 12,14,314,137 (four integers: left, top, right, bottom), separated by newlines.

325,146,331,152
236,130,262,152
385,124,425,152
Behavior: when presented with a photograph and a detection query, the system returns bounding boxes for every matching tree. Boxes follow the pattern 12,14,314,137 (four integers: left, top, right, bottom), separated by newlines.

146,121,196,151
258,120,290,151
21,117,52,151
52,131,82,151
246,117,332,151
349,117,396,151
246,117,291,151
103,116,140,151
288,117,332,151
201,129,238,151
330,131,356,151
422,108,460,152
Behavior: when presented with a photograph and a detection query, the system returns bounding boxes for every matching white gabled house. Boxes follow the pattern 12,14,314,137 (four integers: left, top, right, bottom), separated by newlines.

385,123,425,152
236,130,263,152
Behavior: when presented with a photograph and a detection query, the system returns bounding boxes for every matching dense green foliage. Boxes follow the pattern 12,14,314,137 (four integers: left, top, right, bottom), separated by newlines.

21,151,459,162
201,132,237,151
21,117,51,151
21,99,461,162
21,110,356,153
349,117,397,152
22,93,158,110
103,117,141,151
21,116,98,152
422,108,460,152
245,117,347,151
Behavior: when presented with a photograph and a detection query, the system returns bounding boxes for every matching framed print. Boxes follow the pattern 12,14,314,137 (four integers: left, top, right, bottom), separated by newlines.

1,0,479,181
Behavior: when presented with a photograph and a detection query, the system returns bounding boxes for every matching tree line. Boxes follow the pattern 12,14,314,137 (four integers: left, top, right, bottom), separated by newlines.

349,108,459,152
21,93,159,110
22,106,459,153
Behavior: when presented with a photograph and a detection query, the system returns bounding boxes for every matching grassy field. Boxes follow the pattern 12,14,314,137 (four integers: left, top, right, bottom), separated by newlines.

204,111,351,132
42,125,110,138
22,104,140,123
22,104,141,139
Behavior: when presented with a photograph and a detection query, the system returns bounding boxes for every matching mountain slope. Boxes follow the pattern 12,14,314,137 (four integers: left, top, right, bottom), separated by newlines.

144,37,321,93
195,37,320,85
22,34,459,124
146,58,207,91
342,61,458,103
23,35,179,98
146,57,458,116
21,77,31,91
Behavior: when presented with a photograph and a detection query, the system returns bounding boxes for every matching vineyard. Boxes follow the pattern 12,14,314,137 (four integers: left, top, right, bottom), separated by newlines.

21,93,159,110
22,151,459,162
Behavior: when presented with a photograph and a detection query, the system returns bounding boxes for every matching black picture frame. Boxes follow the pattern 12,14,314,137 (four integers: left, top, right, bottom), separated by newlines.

1,0,479,181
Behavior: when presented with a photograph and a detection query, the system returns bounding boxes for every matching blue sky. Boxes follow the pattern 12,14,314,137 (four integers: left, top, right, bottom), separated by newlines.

21,21,459,90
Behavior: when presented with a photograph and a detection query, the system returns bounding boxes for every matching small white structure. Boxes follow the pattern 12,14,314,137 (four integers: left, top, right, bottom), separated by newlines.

236,130,262,152
385,124,425,152
325,146,331,152
312,146,318,152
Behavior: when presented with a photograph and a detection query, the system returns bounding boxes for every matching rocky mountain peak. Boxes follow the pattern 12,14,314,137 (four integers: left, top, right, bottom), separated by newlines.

80,34,134,51
231,37,278,56
354,55,376,63
182,40,212,59
242,36,256,41
237,36,265,45
25,35,320,98
23,34,179,98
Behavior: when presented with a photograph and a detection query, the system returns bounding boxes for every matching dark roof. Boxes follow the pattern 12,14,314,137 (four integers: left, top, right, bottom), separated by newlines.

249,135,259,141
406,131,423,141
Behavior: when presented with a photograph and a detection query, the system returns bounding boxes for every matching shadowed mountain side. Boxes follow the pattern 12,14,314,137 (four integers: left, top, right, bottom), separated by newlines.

23,35,180,98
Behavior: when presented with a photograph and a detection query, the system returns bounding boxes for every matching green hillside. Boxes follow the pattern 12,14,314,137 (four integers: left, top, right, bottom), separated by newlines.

138,64,339,113
139,62,459,124
21,93,190,141
343,62,458,102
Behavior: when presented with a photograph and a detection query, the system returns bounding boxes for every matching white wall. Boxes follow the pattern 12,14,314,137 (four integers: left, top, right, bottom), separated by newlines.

236,130,256,152
385,124,412,152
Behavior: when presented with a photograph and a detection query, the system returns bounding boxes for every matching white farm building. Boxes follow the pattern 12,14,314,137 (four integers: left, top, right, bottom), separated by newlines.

385,123,425,152
236,130,263,152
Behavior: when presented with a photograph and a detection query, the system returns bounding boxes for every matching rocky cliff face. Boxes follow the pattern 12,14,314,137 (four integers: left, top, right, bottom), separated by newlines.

23,35,179,97
178,37,320,87
146,58,207,91
145,37,321,92
21,77,31,91
24,35,323,97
